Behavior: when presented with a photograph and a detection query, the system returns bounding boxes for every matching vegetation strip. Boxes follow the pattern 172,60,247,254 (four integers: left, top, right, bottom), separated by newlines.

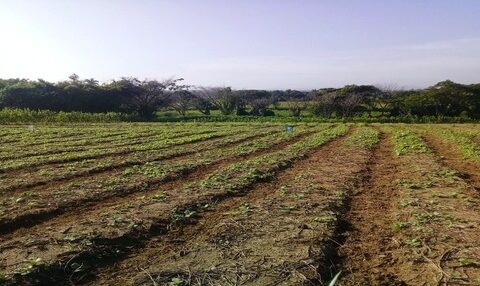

0,127,317,234
428,126,480,160
421,127,480,191
0,129,232,173
0,128,278,193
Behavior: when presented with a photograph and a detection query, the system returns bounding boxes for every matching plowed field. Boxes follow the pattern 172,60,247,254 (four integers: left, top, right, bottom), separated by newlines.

0,123,479,286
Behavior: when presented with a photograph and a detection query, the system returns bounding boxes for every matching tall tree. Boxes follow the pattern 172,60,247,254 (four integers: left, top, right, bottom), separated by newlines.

115,77,183,119
201,87,236,115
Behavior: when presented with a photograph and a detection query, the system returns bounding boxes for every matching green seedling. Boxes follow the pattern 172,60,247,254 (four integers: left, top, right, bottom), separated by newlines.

404,238,422,248
400,198,419,207
13,257,44,276
315,215,337,223
280,205,297,213
172,208,197,222
413,212,452,224
169,277,184,286
433,192,458,198
458,258,479,267
152,192,167,201
391,221,410,230
225,203,252,216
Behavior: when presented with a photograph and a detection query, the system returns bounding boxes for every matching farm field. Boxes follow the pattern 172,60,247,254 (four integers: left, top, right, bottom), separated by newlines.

0,123,479,286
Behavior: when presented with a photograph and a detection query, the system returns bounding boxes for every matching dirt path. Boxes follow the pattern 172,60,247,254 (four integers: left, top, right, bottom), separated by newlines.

89,128,373,286
337,134,406,285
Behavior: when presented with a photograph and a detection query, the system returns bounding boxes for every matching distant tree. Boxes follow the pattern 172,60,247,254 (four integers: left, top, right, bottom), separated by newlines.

284,89,307,117
249,96,276,116
425,80,475,117
1,75,480,120
334,85,378,117
115,77,183,119
190,87,214,115
237,90,276,116
309,91,337,117
0,79,57,110
336,93,364,117
203,87,237,115
285,100,306,117
374,85,401,116
170,89,195,116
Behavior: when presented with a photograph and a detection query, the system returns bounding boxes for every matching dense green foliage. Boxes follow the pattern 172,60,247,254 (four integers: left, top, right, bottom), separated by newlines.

344,127,380,149
1,75,479,122
391,128,430,156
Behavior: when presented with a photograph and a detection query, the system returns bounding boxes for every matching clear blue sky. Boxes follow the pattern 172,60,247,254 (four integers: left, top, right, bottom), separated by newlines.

0,0,479,89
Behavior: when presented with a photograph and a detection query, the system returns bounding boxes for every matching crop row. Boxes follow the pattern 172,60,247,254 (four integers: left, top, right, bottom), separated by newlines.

0,123,240,157
391,127,430,155
428,126,480,159
0,128,245,173
0,126,204,158
0,125,320,232
0,122,276,147
0,128,280,193
344,126,380,149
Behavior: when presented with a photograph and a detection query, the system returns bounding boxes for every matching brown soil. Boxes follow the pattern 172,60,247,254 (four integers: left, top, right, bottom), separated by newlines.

337,134,407,285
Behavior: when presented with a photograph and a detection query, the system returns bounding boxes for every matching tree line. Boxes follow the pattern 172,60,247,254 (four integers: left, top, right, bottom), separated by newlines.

1,74,479,119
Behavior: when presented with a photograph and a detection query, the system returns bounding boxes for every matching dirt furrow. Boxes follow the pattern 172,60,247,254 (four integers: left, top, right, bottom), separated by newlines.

336,134,407,285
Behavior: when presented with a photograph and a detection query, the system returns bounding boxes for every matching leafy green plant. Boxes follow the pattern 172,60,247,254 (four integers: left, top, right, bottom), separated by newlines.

404,238,422,248
434,129,480,159
169,277,185,286
171,208,197,222
391,221,410,230
392,129,429,156
13,257,44,276
152,192,168,201
399,198,419,207
458,258,479,267
315,215,337,223
344,127,380,149
413,212,452,224
225,203,252,216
